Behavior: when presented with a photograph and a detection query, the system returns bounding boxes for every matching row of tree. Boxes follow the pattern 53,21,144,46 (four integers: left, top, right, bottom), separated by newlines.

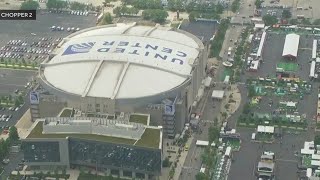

231,0,240,13
20,0,93,11
142,9,168,23
131,0,163,10
210,19,230,57
0,126,19,161
113,6,139,17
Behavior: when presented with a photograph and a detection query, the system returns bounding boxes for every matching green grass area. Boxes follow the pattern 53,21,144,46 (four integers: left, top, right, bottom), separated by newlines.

225,139,240,151
135,128,160,148
129,114,148,125
302,155,312,168
0,63,37,70
255,133,274,142
277,62,298,72
78,173,127,180
221,68,233,81
59,109,73,117
27,121,160,149
9,173,69,180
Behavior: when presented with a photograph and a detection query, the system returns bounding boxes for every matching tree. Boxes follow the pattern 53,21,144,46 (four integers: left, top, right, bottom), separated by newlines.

162,157,170,167
231,0,240,13
46,0,57,10
113,6,121,17
290,18,298,25
208,126,219,144
9,126,19,142
142,9,168,23
70,2,86,11
315,135,320,145
301,18,311,25
195,172,206,180
216,3,224,14
282,9,292,19
189,11,196,22
262,15,278,26
102,13,113,24
46,0,66,10
313,19,320,25
20,0,39,10
255,0,262,9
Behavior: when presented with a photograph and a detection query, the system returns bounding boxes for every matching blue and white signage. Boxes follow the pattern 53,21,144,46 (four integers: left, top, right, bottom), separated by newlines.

61,39,192,66
62,42,96,55
30,91,39,105
164,104,175,115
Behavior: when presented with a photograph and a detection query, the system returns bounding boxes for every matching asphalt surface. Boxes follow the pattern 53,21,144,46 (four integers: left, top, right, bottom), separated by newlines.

0,12,96,65
0,69,35,96
0,12,96,45
246,33,315,81
229,127,310,180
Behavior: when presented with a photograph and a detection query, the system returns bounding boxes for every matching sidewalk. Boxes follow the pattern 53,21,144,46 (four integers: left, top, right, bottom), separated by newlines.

12,169,80,180
173,137,193,180
216,84,242,124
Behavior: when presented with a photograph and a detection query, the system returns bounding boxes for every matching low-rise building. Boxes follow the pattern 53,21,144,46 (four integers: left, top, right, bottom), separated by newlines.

22,118,163,180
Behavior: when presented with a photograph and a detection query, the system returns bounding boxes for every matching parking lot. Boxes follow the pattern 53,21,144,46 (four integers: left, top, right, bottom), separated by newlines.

246,32,317,81
0,13,96,128
229,127,311,180
228,29,320,180
0,12,96,66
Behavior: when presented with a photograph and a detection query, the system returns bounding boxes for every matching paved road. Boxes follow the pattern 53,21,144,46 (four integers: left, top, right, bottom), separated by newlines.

179,89,222,180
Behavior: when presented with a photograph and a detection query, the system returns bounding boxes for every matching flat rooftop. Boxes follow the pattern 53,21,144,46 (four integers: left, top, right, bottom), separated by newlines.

26,121,161,149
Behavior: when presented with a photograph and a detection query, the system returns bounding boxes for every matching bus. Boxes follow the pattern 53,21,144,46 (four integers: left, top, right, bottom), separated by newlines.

196,140,215,147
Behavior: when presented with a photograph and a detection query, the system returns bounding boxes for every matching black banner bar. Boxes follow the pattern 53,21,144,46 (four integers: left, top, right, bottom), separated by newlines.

0,10,36,20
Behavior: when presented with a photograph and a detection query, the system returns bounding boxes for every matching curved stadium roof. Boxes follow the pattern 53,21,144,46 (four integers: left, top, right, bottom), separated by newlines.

41,23,203,99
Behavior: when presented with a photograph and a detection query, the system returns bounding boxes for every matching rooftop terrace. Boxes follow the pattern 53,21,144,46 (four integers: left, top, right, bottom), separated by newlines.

26,121,161,149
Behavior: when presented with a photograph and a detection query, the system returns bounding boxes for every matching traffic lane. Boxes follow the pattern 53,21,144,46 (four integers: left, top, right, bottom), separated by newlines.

180,146,205,180
2,152,24,178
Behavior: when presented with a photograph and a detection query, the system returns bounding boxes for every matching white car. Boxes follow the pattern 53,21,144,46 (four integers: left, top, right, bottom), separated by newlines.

15,107,19,111
5,118,9,122
71,27,75,31
71,11,74,14
76,28,80,31
67,27,71,32
79,12,83,16
76,11,80,15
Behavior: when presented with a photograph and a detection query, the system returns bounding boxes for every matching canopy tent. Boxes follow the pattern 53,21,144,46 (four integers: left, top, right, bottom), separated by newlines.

282,33,300,59
211,90,225,99
257,32,266,58
312,40,317,59
257,125,274,134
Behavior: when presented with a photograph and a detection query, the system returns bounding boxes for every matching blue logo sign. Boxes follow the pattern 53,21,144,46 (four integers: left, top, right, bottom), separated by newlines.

30,91,39,105
62,42,95,55
164,104,175,115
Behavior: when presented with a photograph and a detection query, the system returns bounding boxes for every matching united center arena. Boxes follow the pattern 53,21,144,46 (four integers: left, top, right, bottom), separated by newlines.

38,23,207,137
